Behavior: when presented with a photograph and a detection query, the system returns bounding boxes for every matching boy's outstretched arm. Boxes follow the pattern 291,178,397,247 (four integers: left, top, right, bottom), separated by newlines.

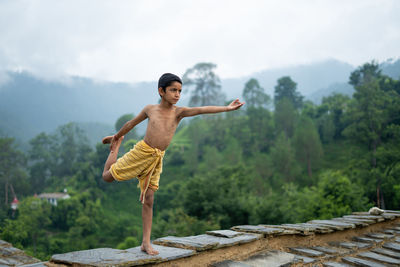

179,99,244,118
102,107,148,145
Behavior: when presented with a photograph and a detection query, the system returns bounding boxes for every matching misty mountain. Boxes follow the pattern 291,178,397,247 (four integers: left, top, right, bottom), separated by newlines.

223,58,400,104
1,58,399,147
306,82,354,104
0,73,159,146
306,58,400,104
222,59,355,100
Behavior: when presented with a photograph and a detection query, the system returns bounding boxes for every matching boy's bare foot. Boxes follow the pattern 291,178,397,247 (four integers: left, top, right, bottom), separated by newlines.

110,136,124,152
102,135,113,144
141,243,159,255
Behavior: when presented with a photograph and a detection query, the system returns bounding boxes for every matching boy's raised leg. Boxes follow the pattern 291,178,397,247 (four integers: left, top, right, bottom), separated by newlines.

102,136,124,182
141,188,159,255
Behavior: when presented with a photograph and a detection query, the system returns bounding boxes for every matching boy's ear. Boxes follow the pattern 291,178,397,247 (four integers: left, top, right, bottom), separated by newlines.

158,87,164,96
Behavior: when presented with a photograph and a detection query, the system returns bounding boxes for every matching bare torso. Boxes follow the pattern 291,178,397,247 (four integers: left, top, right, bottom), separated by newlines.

143,104,183,151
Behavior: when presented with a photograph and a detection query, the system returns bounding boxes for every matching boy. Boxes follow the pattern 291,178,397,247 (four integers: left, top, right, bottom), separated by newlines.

102,73,244,255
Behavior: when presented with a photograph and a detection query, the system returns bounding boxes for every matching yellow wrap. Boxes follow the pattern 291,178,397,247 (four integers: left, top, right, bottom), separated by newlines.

110,140,165,204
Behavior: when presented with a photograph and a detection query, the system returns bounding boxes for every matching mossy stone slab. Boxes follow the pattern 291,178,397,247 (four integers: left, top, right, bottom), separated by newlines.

358,251,400,265
329,241,372,250
372,247,400,259
323,262,351,267
154,233,261,251
332,218,372,227
125,245,195,262
344,215,384,222
288,247,325,257
383,242,400,252
366,233,394,239
307,220,355,230
210,260,252,267
312,246,349,255
153,236,218,251
51,247,162,266
231,225,284,236
352,236,383,244
353,211,399,219
269,224,318,235
384,229,400,234
300,223,335,234
16,263,48,267
242,250,301,267
342,256,386,267
206,230,243,238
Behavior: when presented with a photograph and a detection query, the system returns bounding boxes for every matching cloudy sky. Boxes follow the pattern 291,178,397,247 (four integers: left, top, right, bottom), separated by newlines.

0,0,399,83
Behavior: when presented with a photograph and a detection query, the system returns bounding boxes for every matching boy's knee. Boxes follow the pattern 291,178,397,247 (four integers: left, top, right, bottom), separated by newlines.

102,171,115,183
144,190,155,206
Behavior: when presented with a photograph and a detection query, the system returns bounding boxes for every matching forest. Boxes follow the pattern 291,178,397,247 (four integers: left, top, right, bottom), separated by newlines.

0,61,399,260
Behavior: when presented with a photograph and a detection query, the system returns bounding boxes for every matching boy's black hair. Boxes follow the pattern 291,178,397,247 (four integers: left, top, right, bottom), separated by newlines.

158,73,182,97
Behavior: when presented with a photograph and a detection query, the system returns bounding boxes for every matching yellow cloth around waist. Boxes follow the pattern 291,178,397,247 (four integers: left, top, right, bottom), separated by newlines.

110,140,165,204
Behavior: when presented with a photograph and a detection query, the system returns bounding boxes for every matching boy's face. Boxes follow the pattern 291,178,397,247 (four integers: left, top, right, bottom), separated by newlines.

160,81,182,104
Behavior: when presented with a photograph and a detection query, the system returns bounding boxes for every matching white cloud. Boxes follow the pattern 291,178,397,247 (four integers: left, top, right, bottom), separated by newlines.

0,0,399,83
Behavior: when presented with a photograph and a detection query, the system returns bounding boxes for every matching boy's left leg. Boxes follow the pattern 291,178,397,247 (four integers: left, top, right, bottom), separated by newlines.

102,136,124,182
141,188,159,255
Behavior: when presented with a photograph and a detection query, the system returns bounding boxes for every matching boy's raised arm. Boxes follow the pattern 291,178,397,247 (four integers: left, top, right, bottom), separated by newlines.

179,99,244,118
102,107,149,144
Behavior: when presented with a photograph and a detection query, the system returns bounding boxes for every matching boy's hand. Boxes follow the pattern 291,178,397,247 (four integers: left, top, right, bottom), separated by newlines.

102,135,122,150
102,135,114,144
110,135,123,151
227,99,245,111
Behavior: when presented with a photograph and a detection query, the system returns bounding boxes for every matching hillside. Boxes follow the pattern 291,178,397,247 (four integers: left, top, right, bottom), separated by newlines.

1,58,399,146
0,73,158,146
221,59,355,100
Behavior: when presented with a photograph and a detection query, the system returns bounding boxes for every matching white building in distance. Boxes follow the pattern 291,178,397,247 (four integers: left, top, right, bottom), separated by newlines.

37,192,70,206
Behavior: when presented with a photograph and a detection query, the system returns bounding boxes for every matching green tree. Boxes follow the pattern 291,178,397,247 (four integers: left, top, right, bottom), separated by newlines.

153,208,219,237
29,123,93,191
293,116,323,179
29,133,57,193
318,93,351,141
0,138,28,207
344,62,398,208
115,113,138,141
242,78,270,108
182,165,256,228
245,107,274,154
274,98,297,138
1,197,52,258
269,133,301,185
182,62,226,106
280,171,369,223
274,76,303,109
349,61,381,87
55,123,92,177
117,236,139,249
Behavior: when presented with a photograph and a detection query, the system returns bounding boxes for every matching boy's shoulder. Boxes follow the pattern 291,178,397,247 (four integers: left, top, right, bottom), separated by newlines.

143,104,157,111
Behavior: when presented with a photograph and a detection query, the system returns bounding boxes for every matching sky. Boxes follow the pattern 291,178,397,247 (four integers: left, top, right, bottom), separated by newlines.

0,0,399,84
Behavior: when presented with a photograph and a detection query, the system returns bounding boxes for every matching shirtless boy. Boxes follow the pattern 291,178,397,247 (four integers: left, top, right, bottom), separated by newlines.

102,73,244,255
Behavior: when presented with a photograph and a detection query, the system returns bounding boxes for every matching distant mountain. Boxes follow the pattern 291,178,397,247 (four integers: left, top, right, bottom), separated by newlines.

381,58,400,79
75,122,114,147
306,58,400,104
223,58,400,104
307,83,354,104
0,72,160,147
1,58,399,147
221,59,355,100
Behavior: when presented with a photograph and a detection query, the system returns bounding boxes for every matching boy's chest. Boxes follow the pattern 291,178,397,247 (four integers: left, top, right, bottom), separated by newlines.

148,112,179,131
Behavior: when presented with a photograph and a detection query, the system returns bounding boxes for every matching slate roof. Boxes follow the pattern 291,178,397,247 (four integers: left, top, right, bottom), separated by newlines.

1,210,400,266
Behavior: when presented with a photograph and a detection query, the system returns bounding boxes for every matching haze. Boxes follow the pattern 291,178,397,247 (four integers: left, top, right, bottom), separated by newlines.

0,0,399,83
